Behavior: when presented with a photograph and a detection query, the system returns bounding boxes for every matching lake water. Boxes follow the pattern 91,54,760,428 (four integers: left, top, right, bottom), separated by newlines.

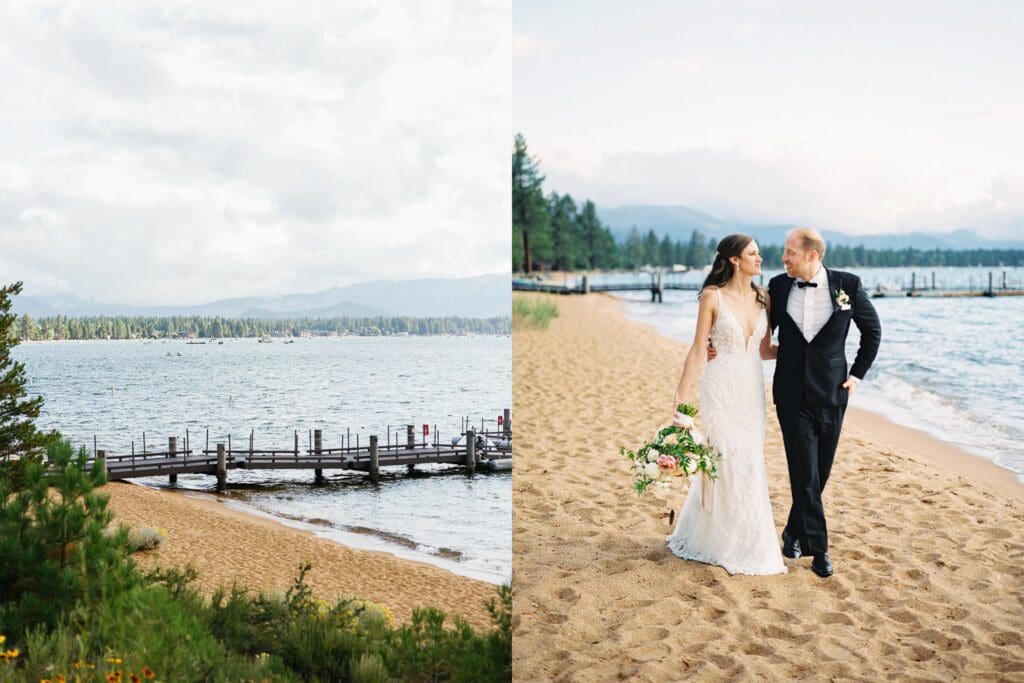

611,267,1024,484
14,335,512,583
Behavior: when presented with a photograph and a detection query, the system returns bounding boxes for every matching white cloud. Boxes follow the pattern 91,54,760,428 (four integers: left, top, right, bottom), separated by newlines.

540,143,1024,238
0,0,510,305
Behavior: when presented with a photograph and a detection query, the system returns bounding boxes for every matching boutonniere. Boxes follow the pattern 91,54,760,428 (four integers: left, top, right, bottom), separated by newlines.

835,288,851,311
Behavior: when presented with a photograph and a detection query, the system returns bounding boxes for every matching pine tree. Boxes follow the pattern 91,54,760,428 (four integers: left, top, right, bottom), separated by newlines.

0,282,56,461
512,134,552,272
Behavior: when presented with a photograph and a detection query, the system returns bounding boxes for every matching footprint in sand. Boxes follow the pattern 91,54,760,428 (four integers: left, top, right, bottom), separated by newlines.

982,527,1013,540
822,611,854,626
991,631,1023,647
903,644,935,663
708,653,737,670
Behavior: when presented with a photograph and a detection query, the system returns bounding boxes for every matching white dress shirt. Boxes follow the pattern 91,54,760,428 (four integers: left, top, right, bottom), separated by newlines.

787,265,833,342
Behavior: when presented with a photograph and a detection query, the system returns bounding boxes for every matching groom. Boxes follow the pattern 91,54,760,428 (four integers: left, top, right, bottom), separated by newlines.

769,227,881,577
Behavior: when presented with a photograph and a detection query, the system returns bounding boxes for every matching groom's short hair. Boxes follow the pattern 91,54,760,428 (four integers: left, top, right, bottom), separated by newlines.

790,227,826,260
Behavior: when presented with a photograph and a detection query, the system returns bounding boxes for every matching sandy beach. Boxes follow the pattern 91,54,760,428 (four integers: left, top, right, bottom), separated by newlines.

104,483,498,630
512,292,1024,681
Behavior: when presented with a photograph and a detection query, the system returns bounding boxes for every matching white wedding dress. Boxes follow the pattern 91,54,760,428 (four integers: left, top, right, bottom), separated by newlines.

666,289,787,575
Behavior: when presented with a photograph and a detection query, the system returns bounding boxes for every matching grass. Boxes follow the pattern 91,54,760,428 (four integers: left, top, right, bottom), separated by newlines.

512,296,559,329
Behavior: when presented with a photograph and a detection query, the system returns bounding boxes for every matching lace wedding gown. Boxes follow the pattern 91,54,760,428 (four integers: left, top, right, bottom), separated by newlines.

666,289,787,575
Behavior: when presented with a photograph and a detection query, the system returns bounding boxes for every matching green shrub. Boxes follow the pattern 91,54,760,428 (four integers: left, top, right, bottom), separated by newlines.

0,437,141,636
512,295,559,329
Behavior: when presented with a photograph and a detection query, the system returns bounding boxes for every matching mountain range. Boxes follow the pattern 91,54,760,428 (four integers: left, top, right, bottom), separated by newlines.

13,274,511,319
597,205,1024,250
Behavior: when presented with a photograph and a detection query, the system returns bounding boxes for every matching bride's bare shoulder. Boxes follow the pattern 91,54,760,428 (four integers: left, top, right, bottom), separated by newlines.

698,286,720,310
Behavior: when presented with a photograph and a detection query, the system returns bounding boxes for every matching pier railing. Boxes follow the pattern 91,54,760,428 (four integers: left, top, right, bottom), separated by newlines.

80,408,512,490
514,270,1024,300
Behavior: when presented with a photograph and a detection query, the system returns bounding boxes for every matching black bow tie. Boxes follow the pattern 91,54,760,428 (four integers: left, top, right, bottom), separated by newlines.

796,281,818,288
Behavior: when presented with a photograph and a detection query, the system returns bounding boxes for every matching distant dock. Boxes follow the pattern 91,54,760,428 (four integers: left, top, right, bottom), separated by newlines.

514,272,694,302
513,270,1024,301
874,271,1024,298
85,410,512,490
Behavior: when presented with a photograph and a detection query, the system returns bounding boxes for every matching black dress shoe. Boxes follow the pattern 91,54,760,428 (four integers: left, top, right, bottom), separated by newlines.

811,553,833,578
781,531,801,559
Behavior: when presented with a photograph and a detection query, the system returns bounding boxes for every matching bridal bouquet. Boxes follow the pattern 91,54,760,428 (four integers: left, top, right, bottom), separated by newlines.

619,403,722,496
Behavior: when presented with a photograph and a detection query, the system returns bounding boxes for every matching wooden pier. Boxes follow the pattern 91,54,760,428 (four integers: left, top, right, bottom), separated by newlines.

877,271,1024,298
514,269,1024,301
87,410,512,490
513,272,695,302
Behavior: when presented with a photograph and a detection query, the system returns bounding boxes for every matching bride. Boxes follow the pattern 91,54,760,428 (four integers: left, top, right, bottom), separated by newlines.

666,233,787,575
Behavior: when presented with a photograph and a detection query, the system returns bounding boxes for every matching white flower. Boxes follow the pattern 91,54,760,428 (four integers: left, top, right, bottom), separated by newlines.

690,428,705,445
684,456,699,475
672,413,695,429
644,462,661,479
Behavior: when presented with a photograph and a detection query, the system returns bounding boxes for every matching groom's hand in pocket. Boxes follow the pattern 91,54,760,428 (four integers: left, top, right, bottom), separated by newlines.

706,338,717,362
842,376,860,395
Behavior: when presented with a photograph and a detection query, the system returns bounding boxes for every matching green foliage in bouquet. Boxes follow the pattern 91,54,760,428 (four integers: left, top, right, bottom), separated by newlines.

619,403,722,496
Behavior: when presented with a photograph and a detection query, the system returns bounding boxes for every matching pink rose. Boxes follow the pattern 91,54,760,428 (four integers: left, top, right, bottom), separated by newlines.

657,454,677,472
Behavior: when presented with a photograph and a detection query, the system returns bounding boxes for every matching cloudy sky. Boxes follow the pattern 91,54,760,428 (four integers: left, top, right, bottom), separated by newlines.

0,1,509,305
515,0,1024,238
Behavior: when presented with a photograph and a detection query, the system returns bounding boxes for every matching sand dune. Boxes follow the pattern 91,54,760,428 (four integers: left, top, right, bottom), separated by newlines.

105,483,498,630
512,293,1024,681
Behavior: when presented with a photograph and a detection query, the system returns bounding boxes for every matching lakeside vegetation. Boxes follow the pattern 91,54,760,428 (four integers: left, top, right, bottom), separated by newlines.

0,282,512,681
512,134,1024,272
11,314,511,341
512,296,559,329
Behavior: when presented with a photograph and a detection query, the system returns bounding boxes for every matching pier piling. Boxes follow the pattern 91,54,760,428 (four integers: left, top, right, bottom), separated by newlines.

465,428,476,476
97,450,107,479
168,437,177,485
216,443,227,491
369,435,380,484
504,408,512,439
406,424,416,473
314,429,324,483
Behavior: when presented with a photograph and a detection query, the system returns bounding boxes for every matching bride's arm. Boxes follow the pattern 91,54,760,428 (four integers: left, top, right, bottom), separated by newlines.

672,288,717,410
760,292,778,360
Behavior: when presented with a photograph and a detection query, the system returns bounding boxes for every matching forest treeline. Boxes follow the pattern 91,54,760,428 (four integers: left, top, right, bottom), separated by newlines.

512,134,1024,272
13,314,511,341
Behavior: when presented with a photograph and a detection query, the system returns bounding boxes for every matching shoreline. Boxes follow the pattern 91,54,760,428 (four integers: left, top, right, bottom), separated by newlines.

844,406,1024,503
104,481,499,630
512,291,1024,680
162,484,510,585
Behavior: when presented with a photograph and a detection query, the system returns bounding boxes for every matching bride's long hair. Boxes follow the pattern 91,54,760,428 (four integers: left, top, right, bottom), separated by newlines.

700,233,767,307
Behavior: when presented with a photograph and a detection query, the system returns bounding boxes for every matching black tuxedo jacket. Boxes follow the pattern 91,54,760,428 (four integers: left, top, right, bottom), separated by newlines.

768,268,881,408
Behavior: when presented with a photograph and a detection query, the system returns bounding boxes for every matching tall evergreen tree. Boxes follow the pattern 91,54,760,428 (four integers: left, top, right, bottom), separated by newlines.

643,229,660,266
625,227,644,268
549,193,580,271
0,282,56,461
512,134,552,272
576,200,601,270
659,234,674,267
